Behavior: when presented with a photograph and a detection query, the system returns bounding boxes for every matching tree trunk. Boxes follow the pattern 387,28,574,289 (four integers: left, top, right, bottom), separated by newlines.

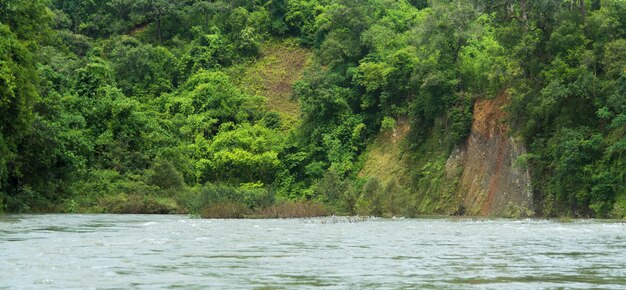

520,0,527,24
591,0,600,11
156,17,162,44
72,15,79,34
579,0,586,18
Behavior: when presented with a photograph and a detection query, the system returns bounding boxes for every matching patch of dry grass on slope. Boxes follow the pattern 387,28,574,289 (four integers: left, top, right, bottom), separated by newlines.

230,38,312,128
358,117,411,186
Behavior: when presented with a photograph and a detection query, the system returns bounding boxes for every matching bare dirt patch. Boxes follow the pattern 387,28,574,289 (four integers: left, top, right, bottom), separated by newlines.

447,92,534,217
234,39,312,123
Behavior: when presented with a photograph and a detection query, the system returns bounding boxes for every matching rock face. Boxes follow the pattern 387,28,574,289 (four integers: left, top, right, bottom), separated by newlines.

446,93,533,216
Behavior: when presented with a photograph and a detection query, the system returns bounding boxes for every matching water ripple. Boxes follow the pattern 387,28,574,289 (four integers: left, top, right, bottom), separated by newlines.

1,215,625,289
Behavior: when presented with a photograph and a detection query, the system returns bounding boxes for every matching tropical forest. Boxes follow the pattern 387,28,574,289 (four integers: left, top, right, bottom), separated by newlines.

1,0,625,219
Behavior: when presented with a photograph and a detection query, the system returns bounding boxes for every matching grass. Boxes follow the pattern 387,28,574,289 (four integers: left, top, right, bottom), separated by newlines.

610,191,626,219
65,193,184,214
199,200,330,219
228,38,312,130
200,201,248,219
251,201,330,218
358,116,412,187
410,119,465,215
357,116,461,216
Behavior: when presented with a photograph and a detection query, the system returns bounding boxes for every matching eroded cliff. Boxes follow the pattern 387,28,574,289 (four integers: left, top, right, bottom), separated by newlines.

446,93,534,216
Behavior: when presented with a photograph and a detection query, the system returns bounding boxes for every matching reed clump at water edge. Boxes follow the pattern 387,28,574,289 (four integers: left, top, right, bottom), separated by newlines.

200,200,330,219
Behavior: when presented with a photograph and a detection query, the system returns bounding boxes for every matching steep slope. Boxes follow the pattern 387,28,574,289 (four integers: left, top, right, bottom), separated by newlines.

446,93,534,216
359,117,412,186
358,93,534,217
230,39,312,127
358,117,461,215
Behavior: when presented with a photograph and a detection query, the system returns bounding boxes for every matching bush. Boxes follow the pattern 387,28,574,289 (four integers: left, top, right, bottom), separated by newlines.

610,197,626,219
98,193,182,214
313,170,347,205
448,97,473,145
356,177,383,216
383,180,401,217
263,112,282,129
187,183,276,217
5,186,48,213
201,201,247,218
381,116,396,132
253,200,330,218
146,159,184,190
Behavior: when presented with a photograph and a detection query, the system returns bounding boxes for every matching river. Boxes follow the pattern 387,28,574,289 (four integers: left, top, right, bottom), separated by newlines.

1,215,625,289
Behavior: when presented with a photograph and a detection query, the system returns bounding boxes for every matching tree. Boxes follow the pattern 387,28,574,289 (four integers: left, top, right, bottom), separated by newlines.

146,158,184,189
284,0,324,44
459,15,521,96
0,25,39,200
137,0,172,44
53,0,95,33
107,0,135,22
107,41,177,98
178,32,234,81
193,0,229,29
199,124,284,184
315,0,372,66
1,0,53,41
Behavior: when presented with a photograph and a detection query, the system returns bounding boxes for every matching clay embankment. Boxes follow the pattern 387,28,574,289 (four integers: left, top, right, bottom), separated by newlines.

446,93,533,216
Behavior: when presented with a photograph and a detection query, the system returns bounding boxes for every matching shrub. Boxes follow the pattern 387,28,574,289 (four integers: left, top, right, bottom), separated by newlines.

253,200,330,218
313,170,347,205
383,180,401,217
380,116,396,132
190,183,276,217
201,201,247,218
356,177,383,216
338,185,359,216
448,98,473,145
98,193,181,214
146,159,184,190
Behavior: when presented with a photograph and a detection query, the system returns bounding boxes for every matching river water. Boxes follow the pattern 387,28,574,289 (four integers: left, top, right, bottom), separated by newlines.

1,215,625,289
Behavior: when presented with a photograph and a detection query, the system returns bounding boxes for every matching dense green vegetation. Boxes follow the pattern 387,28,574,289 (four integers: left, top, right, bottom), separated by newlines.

0,0,624,218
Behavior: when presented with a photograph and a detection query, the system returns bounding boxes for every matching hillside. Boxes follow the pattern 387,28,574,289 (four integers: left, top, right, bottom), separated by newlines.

0,0,624,218
230,39,312,128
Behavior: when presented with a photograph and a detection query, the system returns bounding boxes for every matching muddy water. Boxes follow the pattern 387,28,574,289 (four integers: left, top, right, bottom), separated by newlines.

1,215,625,289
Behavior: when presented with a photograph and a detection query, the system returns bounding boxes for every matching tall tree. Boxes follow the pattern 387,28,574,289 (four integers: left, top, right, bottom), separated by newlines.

107,0,135,22
0,0,53,209
137,0,172,44
53,0,95,33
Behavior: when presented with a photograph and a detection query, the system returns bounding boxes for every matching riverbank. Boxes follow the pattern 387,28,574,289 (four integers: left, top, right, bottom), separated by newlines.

6,191,625,220
12,189,334,219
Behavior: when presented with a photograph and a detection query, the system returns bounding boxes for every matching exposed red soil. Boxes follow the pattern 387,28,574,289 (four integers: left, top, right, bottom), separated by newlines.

448,92,533,216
